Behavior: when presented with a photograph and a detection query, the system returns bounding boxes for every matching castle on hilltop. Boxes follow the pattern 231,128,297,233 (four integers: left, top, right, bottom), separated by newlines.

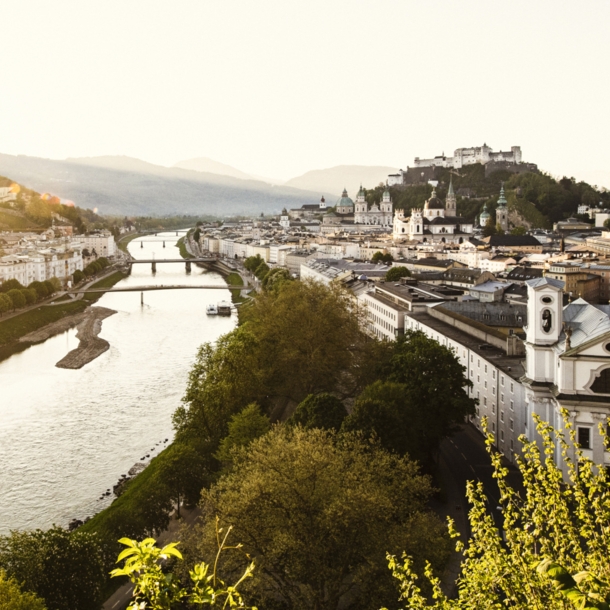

388,144,537,186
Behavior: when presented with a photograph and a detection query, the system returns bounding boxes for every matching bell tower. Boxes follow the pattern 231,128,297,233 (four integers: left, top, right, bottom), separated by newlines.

446,176,456,217
496,184,509,232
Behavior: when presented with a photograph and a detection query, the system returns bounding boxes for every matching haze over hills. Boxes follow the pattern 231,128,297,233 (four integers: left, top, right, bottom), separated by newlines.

0,154,321,217
284,165,398,199
172,156,257,182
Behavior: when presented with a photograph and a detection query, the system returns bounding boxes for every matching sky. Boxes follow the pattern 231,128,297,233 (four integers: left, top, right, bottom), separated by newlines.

1,0,610,186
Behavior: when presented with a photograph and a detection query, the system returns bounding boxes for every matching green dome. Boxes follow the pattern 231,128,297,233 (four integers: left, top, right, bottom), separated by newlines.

336,188,354,209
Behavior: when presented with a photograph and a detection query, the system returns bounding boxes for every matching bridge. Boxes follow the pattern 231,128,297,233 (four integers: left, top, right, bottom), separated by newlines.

79,284,243,293
123,258,215,272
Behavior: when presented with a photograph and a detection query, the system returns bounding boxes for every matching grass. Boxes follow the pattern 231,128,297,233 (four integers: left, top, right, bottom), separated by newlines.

0,300,88,348
117,232,143,254
82,271,128,302
176,236,194,259
225,272,245,304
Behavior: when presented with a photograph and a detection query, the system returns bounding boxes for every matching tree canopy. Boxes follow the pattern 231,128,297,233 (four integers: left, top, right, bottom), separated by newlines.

290,392,347,431
385,266,411,282
0,570,47,610
190,426,450,610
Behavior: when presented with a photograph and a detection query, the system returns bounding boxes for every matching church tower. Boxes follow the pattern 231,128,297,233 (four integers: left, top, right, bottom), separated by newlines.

355,185,367,223
446,176,457,217
496,184,509,232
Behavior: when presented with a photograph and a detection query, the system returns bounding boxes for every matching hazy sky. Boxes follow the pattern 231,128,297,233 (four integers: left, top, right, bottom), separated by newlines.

1,0,609,186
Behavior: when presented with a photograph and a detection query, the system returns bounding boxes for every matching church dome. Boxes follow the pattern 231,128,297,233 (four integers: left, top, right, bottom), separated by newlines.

424,189,444,210
336,188,354,209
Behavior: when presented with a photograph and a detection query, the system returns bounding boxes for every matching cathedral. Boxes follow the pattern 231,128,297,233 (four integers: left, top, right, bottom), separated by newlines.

392,179,474,243
354,186,393,227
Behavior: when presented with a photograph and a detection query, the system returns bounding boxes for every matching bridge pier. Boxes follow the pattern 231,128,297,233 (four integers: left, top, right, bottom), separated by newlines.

185,260,191,273
141,291,144,306
163,241,165,248
151,261,157,273
140,241,143,248
176,232,178,236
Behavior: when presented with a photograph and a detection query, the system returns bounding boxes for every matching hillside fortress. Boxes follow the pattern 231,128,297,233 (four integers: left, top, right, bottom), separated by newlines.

388,144,537,186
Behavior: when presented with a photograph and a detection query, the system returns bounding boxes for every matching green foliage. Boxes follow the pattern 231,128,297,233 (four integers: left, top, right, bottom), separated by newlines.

0,293,11,316
243,255,262,273
291,392,347,431
482,216,497,237
343,331,475,463
215,403,270,465
43,280,56,296
372,251,393,264
0,279,23,293
511,225,527,235
21,288,37,306
260,267,291,292
0,526,106,610
0,569,47,610
604,218,610,229
385,412,610,610
6,289,25,310
253,261,269,280
72,269,84,284
176,236,194,259
385,266,411,282
28,281,48,300
111,531,255,610
192,427,449,610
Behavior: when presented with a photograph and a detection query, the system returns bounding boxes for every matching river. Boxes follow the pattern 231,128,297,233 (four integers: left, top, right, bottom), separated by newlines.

0,233,236,535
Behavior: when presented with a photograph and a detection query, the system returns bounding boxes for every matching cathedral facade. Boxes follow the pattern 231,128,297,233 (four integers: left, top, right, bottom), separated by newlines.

354,186,393,227
392,180,474,243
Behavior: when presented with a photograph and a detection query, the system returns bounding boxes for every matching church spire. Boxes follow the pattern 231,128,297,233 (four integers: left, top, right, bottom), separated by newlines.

497,182,507,207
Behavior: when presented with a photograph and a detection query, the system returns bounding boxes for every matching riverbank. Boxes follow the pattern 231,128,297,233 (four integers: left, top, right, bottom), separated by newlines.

0,270,127,364
55,306,117,369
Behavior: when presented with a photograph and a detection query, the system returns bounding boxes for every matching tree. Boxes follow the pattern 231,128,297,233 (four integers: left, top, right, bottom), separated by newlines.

482,216,497,237
511,226,527,235
604,218,610,229
0,526,106,610
385,266,411,282
48,277,61,292
253,261,269,280
243,255,263,273
385,413,610,610
72,269,84,284
21,288,37,306
0,279,23,293
344,332,475,463
0,570,47,610
28,281,48,300
261,267,291,292
190,427,450,610
372,251,393,264
43,280,55,296
291,392,347,431
0,293,11,316
111,532,255,610
215,403,270,465
6,289,25,310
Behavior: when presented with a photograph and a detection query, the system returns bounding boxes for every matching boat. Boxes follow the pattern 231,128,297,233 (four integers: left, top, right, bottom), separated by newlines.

217,301,232,316
206,304,218,315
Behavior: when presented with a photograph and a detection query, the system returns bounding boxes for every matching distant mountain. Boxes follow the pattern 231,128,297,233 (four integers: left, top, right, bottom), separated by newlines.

0,154,321,217
284,165,397,200
172,156,255,181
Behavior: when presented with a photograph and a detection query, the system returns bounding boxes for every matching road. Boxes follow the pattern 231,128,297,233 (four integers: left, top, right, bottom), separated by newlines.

434,422,523,595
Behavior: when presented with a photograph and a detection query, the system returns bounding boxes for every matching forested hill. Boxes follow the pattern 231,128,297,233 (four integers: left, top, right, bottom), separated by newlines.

0,153,320,217
365,164,610,229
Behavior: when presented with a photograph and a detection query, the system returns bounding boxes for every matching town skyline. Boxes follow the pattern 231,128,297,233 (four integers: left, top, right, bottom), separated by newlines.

1,0,609,188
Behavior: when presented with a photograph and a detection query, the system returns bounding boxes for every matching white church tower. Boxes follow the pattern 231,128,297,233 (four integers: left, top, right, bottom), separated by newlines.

380,186,392,215
446,176,456,217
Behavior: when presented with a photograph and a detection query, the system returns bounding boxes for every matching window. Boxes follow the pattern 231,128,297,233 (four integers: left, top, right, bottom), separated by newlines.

477,391,480,400
510,439,514,451
492,387,496,395
478,359,480,368
493,370,496,379
471,355,473,363
501,430,504,442
510,400,514,411
485,365,488,373
477,375,480,383
578,427,591,449
484,397,487,406
501,376,505,386
591,368,610,394
510,419,514,431
501,393,504,403
500,411,504,422
492,422,496,432
510,383,514,393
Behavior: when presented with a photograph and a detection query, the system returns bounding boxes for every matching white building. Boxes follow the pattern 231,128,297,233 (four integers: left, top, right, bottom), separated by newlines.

354,186,393,227
392,181,474,243
412,144,522,169
76,232,116,257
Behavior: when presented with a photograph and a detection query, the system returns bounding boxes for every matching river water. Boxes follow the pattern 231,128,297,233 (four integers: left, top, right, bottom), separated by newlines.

0,233,236,535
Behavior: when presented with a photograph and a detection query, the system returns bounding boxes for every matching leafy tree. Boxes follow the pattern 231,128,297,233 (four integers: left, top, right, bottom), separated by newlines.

21,288,37,306
243,255,263,274
48,277,61,292
190,427,450,610
215,403,270,465
253,261,269,280
42,280,56,296
156,443,207,518
0,279,23,293
72,269,84,284
28,281,48,300
604,218,610,229
0,569,47,610
482,216,497,237
261,267,291,292
0,526,106,610
0,293,11,316
111,532,255,610
495,223,505,235
6,289,25,310
291,392,347,431
372,251,393,264
344,332,475,463
511,226,527,235
97,257,110,268
385,266,411,282
385,412,610,610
